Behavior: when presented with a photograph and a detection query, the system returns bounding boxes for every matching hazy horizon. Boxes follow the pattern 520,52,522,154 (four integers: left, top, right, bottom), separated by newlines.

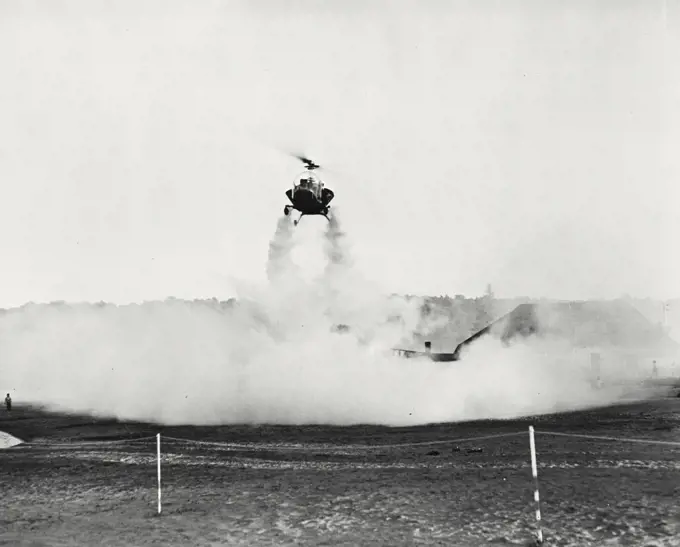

1,291,677,309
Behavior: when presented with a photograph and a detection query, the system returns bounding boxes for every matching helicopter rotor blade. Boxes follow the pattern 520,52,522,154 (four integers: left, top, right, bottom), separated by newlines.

258,140,346,180
292,154,321,171
290,153,347,179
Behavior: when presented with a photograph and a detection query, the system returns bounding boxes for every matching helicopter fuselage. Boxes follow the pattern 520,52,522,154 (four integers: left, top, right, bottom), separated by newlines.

285,187,333,215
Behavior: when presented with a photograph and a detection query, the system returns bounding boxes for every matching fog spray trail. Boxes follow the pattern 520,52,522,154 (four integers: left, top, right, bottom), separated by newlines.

266,214,297,284
0,212,651,426
319,210,363,330
323,211,350,271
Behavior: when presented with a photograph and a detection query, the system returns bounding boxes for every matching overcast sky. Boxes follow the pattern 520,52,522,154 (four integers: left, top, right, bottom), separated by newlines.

1,0,677,307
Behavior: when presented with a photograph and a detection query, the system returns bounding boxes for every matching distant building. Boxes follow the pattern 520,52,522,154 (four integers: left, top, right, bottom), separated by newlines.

395,299,680,376
461,300,680,379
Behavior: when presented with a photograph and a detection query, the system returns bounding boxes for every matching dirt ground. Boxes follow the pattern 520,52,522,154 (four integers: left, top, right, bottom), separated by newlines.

2,398,680,547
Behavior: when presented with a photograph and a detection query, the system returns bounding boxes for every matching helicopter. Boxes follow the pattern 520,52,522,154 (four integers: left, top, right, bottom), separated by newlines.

283,155,335,226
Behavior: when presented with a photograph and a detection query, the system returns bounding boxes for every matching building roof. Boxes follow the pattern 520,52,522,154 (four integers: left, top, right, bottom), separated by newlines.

474,300,680,354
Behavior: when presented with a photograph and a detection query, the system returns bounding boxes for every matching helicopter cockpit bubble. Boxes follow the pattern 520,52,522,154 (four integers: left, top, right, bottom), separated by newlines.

293,171,323,198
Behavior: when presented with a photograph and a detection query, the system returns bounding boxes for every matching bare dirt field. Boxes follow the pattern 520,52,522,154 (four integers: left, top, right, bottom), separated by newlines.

2,396,680,547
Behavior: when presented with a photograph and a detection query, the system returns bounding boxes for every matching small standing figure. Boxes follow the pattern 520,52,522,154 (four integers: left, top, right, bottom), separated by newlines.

4,393,11,412
652,360,659,378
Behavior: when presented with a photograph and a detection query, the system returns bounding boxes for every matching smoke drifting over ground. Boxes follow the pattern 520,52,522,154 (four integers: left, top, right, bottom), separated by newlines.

0,212,651,426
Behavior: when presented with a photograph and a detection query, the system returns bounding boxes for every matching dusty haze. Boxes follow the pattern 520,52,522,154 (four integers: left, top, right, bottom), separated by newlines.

0,214,659,426
1,1,677,305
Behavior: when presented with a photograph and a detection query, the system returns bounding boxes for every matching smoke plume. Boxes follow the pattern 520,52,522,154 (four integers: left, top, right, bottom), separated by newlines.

0,212,655,426
266,214,297,283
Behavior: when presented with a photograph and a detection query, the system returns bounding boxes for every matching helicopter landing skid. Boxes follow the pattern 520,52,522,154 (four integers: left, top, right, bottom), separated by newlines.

292,213,331,226
284,207,331,226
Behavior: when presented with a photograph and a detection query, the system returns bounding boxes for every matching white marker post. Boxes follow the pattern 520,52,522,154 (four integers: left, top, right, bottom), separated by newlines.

528,426,543,544
157,433,162,515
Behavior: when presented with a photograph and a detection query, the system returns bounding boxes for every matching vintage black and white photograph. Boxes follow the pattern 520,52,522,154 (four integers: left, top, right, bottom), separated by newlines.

1,1,679,545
